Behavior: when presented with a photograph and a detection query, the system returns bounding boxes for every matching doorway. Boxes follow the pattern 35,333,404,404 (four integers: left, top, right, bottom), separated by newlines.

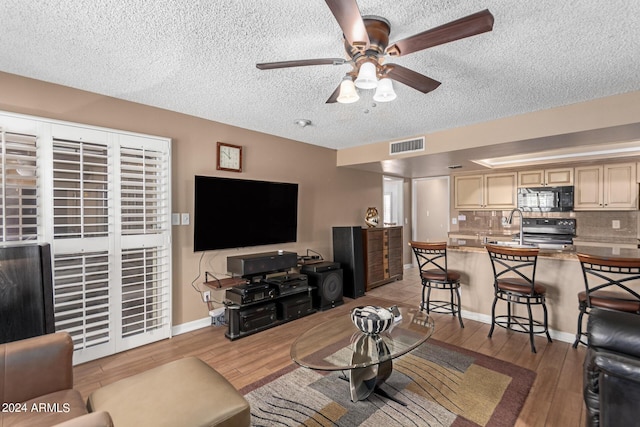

412,176,450,241
382,176,404,227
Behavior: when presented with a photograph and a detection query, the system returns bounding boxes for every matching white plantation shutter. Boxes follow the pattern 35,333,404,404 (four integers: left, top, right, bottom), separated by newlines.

121,247,170,339
52,139,110,239
1,112,172,364
50,133,116,361
0,130,38,242
120,146,168,235
53,251,111,351
118,142,171,348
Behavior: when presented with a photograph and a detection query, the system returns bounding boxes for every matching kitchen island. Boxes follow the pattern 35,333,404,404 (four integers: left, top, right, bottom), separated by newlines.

440,237,640,343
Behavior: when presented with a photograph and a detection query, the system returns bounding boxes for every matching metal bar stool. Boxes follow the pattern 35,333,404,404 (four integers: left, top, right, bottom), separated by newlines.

409,241,464,328
572,253,640,348
486,244,552,353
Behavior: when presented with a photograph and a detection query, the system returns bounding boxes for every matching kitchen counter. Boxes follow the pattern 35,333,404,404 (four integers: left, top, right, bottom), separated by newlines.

438,237,640,342
448,237,640,259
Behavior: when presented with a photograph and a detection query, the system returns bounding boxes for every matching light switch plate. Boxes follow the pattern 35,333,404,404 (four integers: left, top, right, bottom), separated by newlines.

171,213,180,226
181,213,190,225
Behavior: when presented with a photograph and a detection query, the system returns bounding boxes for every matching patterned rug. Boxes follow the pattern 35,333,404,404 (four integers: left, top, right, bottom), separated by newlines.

241,339,535,427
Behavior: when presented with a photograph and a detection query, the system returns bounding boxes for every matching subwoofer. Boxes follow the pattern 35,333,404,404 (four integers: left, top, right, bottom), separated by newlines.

304,268,343,311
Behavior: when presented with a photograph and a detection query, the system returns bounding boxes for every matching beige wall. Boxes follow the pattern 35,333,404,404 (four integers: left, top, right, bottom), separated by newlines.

0,72,382,325
337,90,640,167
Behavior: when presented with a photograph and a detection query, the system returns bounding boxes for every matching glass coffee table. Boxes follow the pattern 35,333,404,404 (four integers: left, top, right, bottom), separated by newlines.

290,305,434,404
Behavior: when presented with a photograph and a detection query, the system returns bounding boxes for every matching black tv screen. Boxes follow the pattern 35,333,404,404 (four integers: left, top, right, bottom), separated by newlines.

193,176,298,251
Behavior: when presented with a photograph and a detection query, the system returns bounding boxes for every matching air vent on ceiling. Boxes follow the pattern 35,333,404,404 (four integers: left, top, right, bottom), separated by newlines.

389,137,425,155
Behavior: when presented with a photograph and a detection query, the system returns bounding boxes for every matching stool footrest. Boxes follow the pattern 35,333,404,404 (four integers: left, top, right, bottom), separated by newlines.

493,315,548,335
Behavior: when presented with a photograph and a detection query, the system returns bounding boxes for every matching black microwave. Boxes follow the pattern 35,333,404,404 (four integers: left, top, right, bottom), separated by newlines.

517,186,574,212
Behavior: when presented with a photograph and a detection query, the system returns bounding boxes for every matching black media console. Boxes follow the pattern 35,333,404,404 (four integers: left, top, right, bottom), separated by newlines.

224,251,316,341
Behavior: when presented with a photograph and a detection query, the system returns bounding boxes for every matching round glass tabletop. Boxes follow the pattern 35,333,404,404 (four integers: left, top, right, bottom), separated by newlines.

290,305,434,371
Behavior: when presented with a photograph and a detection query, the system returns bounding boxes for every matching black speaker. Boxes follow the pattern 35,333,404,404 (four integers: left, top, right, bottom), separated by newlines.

305,268,343,311
0,243,54,344
227,251,298,277
332,226,366,299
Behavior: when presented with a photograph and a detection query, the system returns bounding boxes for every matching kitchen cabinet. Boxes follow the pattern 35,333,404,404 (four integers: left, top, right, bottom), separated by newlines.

362,226,403,291
574,163,638,210
518,167,573,187
454,172,517,210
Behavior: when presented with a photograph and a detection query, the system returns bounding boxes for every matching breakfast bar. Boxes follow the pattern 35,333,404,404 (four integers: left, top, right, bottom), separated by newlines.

439,237,640,343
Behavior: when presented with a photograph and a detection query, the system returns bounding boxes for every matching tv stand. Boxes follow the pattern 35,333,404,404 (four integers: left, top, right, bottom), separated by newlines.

224,252,315,340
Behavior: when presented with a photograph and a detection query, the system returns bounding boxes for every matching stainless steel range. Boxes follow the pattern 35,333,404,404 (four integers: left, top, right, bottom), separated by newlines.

514,218,576,248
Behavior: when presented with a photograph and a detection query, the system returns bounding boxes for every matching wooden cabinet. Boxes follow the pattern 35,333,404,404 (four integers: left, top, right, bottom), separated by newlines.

362,226,403,291
574,163,638,210
518,167,573,187
454,172,517,210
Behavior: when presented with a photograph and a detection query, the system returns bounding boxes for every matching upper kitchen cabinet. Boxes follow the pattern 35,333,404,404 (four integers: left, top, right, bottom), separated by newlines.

518,167,573,187
574,163,638,210
454,172,517,210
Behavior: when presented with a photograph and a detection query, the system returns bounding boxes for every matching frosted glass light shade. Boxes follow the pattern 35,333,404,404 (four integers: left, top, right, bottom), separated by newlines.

354,62,378,89
373,78,396,102
337,77,359,104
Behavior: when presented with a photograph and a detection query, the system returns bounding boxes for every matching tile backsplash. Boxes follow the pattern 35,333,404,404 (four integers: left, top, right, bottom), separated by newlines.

454,210,639,242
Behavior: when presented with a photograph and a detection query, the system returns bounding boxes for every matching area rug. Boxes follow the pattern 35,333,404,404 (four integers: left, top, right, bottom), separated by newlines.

241,339,535,427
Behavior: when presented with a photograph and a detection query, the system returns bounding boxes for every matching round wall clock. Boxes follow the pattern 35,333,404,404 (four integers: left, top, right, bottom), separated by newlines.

216,142,243,172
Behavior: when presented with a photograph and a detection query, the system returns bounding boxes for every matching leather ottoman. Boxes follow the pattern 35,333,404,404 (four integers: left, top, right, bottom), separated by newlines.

87,357,250,427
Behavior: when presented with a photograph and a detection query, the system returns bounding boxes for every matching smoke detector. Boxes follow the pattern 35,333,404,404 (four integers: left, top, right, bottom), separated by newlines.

294,119,312,128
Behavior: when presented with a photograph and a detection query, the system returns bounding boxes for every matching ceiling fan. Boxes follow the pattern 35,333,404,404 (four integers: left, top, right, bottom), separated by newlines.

256,0,494,104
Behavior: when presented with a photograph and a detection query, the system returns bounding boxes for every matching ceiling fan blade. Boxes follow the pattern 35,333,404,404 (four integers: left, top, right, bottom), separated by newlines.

384,64,441,93
256,58,346,70
325,84,341,104
386,9,494,57
325,0,370,50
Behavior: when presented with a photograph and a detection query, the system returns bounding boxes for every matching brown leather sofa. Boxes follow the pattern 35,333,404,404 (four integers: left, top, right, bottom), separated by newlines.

0,332,113,427
584,308,640,427
1,332,251,427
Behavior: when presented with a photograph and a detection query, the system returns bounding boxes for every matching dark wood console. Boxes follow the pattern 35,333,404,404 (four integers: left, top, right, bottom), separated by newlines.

362,226,403,291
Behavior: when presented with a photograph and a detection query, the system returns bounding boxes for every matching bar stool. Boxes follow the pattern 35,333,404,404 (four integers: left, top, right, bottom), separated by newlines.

572,253,640,348
409,241,464,328
486,244,552,353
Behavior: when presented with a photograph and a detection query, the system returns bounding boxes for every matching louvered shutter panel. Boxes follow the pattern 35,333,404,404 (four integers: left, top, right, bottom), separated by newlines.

52,139,109,239
120,147,168,235
53,251,111,350
0,130,38,242
117,141,171,349
121,247,170,338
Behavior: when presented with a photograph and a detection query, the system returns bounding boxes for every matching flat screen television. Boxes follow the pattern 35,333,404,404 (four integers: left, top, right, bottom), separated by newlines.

193,175,298,251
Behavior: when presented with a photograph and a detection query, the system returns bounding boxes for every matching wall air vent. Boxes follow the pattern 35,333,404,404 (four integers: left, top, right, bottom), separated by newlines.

389,137,425,155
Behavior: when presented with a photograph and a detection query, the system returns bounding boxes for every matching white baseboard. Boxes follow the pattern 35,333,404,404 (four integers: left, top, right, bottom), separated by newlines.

174,309,577,345
172,316,211,336
460,310,575,345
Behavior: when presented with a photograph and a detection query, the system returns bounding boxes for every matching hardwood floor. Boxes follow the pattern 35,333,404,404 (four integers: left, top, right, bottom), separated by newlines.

74,267,587,426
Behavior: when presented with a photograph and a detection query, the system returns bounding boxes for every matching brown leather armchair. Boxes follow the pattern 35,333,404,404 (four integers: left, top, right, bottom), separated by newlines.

584,308,640,427
0,332,112,427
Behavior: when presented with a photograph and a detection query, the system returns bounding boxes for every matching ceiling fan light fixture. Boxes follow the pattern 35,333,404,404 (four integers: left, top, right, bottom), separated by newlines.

337,76,359,104
372,78,396,102
354,61,378,89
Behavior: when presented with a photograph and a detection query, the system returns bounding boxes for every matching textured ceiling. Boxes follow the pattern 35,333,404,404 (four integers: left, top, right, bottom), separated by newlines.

1,1,639,150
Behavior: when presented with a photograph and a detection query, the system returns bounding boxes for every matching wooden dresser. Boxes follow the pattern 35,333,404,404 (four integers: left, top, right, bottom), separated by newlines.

361,226,403,291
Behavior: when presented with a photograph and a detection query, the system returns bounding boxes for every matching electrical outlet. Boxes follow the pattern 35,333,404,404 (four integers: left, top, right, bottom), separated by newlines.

202,291,211,302
612,220,620,229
